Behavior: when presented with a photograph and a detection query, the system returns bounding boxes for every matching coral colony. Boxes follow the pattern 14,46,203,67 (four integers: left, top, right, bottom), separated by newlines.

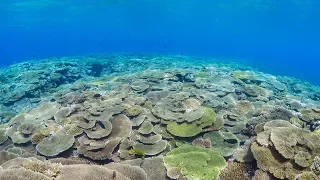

0,54,320,179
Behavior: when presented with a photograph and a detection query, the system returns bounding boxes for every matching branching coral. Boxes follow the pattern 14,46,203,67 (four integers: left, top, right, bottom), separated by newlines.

219,162,254,180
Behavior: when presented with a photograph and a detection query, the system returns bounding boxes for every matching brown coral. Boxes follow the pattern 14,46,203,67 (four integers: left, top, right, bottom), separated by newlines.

191,137,212,148
219,162,254,180
251,122,320,180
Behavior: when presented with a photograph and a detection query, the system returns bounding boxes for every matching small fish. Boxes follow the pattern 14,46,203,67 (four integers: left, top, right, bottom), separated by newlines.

289,117,304,128
129,148,146,156
97,121,105,129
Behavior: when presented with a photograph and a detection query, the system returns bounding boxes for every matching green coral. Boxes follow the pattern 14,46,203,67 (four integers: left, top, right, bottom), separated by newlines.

164,144,226,180
124,105,143,117
232,71,255,81
196,106,216,128
196,72,209,78
129,148,146,156
289,117,304,128
143,101,153,110
165,106,217,137
299,171,318,180
166,121,202,137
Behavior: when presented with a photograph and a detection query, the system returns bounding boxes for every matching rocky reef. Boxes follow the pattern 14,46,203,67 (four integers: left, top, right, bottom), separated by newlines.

0,53,320,180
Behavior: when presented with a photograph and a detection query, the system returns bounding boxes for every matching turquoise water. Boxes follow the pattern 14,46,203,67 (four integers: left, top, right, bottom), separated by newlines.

1,1,320,180
0,0,319,84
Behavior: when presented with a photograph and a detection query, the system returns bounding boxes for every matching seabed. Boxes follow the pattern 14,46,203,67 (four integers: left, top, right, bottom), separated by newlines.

0,54,320,180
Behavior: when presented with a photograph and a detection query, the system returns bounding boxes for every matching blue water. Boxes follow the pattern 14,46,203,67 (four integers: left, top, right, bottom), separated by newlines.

0,0,319,84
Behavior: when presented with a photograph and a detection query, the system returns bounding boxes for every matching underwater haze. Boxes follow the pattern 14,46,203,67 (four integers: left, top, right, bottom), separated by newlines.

0,0,319,84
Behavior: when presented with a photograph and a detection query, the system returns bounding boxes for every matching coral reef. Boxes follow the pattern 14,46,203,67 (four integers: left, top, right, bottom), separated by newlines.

1,54,320,179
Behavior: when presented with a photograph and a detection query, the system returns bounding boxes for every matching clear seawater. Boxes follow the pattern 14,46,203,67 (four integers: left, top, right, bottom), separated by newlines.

0,0,319,84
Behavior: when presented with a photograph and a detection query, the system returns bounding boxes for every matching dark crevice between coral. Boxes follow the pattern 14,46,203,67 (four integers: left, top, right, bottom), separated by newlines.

88,63,107,77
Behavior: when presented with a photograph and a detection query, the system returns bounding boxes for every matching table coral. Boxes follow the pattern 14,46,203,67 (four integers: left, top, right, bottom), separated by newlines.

36,129,75,157
251,120,320,179
163,144,226,180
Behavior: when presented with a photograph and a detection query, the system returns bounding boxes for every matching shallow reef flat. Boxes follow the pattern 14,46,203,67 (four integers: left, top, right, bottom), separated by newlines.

0,54,320,180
